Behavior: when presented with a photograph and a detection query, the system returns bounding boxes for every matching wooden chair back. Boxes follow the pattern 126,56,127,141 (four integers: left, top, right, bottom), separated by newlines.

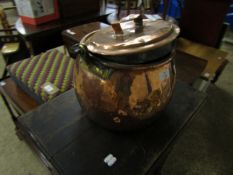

179,0,232,48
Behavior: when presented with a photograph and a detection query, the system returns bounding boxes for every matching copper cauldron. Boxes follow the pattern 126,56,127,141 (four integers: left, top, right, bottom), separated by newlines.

73,15,180,130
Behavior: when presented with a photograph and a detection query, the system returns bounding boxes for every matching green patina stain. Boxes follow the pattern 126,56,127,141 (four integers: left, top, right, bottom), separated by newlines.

80,58,113,80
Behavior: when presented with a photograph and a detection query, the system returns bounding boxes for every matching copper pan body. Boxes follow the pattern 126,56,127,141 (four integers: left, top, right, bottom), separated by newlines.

73,53,176,131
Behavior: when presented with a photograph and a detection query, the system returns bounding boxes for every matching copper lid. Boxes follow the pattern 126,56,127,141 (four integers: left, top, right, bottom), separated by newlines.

80,14,180,56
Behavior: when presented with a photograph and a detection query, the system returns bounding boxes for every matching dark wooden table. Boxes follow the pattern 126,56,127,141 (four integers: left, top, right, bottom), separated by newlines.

16,81,206,175
62,22,109,57
15,12,109,55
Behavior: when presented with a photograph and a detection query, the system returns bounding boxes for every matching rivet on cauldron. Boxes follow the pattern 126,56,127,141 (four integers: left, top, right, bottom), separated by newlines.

113,117,121,123
118,110,128,116
204,72,210,78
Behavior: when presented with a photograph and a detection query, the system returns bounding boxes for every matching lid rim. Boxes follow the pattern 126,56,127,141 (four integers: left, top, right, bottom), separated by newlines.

80,21,180,56
85,52,176,70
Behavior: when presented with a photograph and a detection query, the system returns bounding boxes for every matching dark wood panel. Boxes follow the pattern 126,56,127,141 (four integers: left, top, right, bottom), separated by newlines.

176,37,228,82
62,22,108,44
175,51,206,84
18,81,206,175
0,78,39,113
15,8,108,54
62,22,109,57
58,0,100,19
180,0,232,47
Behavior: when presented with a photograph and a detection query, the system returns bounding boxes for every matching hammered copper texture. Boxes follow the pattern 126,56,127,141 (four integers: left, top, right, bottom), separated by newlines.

74,55,176,130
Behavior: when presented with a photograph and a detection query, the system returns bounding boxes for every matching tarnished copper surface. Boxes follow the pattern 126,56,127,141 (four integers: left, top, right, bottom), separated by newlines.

80,19,180,56
73,54,176,130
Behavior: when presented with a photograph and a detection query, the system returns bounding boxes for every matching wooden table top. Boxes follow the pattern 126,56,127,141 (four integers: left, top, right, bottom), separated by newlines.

18,81,206,175
15,12,109,39
62,22,109,43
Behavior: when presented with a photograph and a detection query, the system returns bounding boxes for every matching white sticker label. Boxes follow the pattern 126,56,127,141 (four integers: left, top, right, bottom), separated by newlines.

160,69,170,80
0,81,6,86
44,84,54,93
66,29,76,35
15,0,55,18
145,14,162,21
104,154,117,167
41,82,59,95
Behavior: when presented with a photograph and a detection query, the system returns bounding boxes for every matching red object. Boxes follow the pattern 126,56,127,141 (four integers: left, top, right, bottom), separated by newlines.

17,0,59,25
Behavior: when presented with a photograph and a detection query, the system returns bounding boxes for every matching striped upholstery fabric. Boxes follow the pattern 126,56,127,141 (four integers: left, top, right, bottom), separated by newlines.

8,49,74,102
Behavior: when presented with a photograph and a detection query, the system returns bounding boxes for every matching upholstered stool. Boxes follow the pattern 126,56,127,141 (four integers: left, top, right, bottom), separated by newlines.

7,49,74,103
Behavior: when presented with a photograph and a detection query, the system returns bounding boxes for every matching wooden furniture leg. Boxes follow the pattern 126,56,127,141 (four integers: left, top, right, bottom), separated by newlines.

0,78,39,139
117,0,122,18
0,80,18,122
176,37,228,91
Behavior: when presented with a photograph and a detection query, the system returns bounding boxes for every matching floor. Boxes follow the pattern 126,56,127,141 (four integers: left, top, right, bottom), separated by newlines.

0,1,56,175
0,1,233,175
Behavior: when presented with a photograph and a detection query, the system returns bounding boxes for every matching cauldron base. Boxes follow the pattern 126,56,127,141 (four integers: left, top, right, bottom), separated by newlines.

82,110,165,132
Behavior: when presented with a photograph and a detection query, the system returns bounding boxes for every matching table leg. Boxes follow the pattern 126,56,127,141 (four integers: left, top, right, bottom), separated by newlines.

0,83,23,140
147,145,175,175
25,40,35,57
101,0,108,13
127,0,130,15
150,0,161,13
0,90,17,122
117,0,122,18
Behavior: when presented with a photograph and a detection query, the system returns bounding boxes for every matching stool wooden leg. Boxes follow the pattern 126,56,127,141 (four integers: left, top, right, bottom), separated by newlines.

25,40,34,57
101,0,107,12
63,45,68,56
1,54,9,79
0,88,23,140
127,0,130,15
0,92,18,123
117,0,122,18
15,126,24,141
2,68,8,79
